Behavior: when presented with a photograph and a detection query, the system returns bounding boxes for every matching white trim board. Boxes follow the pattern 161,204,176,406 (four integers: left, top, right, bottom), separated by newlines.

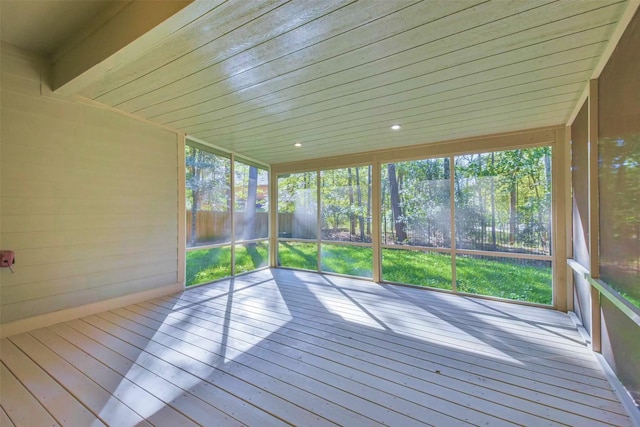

0,282,183,338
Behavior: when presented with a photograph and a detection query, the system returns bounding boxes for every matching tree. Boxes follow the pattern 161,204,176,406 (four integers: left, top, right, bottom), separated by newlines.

185,146,230,246
387,163,407,242
239,165,258,240
355,166,365,240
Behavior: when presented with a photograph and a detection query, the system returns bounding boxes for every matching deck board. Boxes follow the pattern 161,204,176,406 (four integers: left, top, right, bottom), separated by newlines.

1,340,103,426
0,362,59,427
0,406,16,427
0,269,633,426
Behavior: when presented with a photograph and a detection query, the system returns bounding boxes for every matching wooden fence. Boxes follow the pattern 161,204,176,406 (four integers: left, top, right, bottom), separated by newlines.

187,211,268,243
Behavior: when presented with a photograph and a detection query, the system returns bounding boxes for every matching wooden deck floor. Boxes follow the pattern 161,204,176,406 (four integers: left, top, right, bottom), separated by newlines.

0,268,632,426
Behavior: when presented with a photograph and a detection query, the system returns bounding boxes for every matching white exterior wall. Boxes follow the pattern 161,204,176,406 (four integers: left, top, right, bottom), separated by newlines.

0,46,181,332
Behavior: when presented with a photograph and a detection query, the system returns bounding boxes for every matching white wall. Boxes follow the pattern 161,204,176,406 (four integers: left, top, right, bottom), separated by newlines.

0,46,181,329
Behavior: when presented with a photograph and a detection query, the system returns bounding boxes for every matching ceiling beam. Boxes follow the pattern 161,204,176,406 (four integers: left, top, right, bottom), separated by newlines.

51,0,195,95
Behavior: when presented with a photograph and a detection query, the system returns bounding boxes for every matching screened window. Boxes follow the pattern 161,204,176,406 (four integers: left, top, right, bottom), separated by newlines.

234,160,269,241
277,172,317,240
186,144,231,247
185,142,269,286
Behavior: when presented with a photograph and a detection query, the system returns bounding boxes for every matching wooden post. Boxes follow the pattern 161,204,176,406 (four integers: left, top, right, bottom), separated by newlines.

230,154,236,276
317,171,322,272
450,155,457,292
564,125,574,312
371,158,382,282
269,168,278,268
588,79,601,352
552,127,567,311
177,131,186,288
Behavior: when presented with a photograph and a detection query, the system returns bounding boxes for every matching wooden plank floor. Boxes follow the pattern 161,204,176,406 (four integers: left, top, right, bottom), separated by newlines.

0,268,632,426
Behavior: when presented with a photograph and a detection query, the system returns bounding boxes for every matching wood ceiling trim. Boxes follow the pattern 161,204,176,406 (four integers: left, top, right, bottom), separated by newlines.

239,111,571,165
52,0,194,94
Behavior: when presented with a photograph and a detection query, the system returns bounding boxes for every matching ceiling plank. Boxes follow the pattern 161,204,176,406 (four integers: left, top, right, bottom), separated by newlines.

209,80,587,146
191,24,612,144
159,1,621,134
116,0,474,114
186,42,603,138
230,96,578,155
91,0,339,104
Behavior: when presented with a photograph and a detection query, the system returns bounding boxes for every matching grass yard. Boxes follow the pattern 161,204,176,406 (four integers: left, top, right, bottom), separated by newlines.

279,242,552,305
187,241,553,304
186,242,269,286
382,248,453,290
455,254,552,305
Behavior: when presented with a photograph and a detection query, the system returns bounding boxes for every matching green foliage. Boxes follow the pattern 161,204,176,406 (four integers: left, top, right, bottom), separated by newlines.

277,172,317,214
185,145,231,211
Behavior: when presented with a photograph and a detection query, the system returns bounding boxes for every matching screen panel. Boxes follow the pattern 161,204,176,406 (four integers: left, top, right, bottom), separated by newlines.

455,149,552,256
321,167,372,243
234,161,269,241
382,248,452,290
186,144,231,246
571,102,590,270
598,13,640,308
381,159,451,247
456,254,552,305
278,172,317,239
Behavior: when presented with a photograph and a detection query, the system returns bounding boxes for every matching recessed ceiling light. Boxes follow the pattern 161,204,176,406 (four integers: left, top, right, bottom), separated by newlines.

391,124,401,130
294,142,302,147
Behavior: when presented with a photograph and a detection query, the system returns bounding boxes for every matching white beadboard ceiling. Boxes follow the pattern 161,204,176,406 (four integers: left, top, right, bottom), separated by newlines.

3,0,631,165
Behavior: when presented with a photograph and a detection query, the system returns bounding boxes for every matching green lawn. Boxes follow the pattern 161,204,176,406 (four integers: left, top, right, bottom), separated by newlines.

188,242,553,304
622,292,640,309
382,248,452,290
277,241,318,271
456,255,552,304
186,242,268,286
279,243,553,305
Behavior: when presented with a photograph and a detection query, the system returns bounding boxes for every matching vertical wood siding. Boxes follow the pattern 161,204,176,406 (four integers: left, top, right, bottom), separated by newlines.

0,48,179,324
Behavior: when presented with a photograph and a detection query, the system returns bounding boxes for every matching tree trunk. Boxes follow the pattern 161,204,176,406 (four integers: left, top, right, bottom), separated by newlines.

388,163,406,242
244,166,258,239
189,158,200,247
509,181,517,245
348,168,355,236
366,166,371,236
477,155,485,248
191,191,199,246
356,166,364,240
544,151,552,191
490,152,497,250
